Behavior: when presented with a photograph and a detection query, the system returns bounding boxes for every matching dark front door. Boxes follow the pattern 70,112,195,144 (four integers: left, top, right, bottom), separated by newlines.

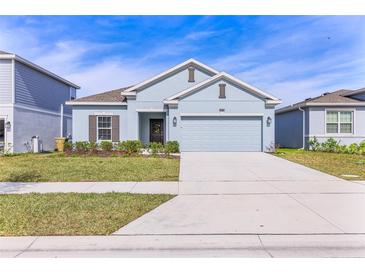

0,119,4,150
150,119,164,144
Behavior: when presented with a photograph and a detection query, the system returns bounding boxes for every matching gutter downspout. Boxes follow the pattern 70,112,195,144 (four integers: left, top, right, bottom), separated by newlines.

60,104,64,137
298,107,305,149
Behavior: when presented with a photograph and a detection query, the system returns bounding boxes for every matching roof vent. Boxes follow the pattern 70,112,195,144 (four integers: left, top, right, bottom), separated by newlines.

322,92,330,96
305,97,312,101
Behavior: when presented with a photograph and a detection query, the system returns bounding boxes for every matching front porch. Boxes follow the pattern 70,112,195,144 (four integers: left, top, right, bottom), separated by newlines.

138,110,167,145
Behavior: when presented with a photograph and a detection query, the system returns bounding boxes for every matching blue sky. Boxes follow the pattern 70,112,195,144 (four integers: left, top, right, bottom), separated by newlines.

0,16,364,106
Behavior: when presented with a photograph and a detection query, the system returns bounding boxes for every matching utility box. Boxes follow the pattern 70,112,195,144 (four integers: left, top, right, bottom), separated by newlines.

31,136,40,153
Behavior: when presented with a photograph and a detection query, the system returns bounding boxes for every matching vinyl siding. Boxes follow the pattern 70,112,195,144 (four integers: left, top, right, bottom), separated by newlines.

307,106,365,145
0,59,13,104
137,66,213,102
72,105,127,142
275,109,304,148
14,61,71,113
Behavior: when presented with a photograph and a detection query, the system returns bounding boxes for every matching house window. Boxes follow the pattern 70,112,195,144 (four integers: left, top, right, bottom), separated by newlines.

97,116,112,140
219,84,226,98
326,111,353,134
188,67,195,82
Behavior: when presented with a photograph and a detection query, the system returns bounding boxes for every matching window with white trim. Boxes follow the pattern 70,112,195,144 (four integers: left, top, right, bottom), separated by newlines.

326,111,353,134
97,116,112,140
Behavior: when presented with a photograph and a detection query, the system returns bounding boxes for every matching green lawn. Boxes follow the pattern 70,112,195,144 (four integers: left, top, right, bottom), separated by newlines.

0,193,174,236
0,153,180,182
275,148,365,180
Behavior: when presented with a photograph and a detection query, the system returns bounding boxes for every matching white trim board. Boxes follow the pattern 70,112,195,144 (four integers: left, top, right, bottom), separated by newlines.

66,101,127,106
2,103,72,118
180,113,264,117
122,58,219,94
136,109,167,113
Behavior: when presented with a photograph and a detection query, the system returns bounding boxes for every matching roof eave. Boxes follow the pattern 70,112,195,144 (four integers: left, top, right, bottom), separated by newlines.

0,53,80,89
65,101,127,106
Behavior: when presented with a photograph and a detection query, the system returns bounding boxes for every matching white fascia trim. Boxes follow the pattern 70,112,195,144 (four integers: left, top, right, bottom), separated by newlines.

166,72,280,102
123,58,219,93
65,101,127,106
180,113,264,117
305,134,365,138
306,102,365,106
266,99,282,105
0,53,80,89
163,100,179,105
136,109,166,113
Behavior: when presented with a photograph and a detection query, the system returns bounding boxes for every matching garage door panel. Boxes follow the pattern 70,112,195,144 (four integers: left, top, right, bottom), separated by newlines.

181,116,262,152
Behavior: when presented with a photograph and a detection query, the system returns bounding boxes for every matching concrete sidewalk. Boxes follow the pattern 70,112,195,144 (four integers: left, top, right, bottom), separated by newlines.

1,234,365,258
0,182,178,195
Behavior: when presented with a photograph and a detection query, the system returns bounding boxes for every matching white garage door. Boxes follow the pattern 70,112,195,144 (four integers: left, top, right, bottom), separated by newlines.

181,116,262,152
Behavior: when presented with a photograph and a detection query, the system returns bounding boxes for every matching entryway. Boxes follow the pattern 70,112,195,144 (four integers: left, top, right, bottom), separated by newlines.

0,118,5,152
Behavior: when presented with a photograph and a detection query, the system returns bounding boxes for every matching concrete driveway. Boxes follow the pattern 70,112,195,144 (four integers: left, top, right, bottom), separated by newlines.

114,152,365,236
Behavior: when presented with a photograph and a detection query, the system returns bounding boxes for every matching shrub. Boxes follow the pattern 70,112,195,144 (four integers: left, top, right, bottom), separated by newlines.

149,142,164,155
118,140,143,155
308,137,320,151
64,141,73,152
164,141,180,154
100,141,113,152
74,141,89,153
347,143,359,154
320,138,339,152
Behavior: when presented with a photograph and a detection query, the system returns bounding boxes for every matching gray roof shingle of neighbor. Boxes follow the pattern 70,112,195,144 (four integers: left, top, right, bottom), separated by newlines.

277,88,365,113
0,50,11,54
72,87,132,103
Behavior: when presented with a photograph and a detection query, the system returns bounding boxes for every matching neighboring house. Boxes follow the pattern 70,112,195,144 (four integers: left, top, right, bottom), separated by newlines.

67,59,281,152
276,88,365,148
0,50,80,153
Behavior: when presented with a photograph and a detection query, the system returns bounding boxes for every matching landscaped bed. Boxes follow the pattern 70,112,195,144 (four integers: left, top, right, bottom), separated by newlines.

275,148,365,180
0,192,174,236
0,153,180,182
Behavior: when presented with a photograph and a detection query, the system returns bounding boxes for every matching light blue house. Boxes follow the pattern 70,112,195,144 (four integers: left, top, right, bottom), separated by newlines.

67,59,281,152
0,50,80,153
276,88,365,148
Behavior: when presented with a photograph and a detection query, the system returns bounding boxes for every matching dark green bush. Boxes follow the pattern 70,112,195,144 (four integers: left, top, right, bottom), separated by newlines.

64,141,73,152
320,138,339,152
100,141,113,152
117,140,143,155
149,142,164,155
164,141,180,154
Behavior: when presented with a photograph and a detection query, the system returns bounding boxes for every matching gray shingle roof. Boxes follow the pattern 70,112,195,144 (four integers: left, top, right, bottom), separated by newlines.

276,88,365,114
71,87,131,103
0,50,11,54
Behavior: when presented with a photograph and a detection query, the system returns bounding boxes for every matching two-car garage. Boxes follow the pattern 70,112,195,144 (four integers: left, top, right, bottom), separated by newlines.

180,115,263,152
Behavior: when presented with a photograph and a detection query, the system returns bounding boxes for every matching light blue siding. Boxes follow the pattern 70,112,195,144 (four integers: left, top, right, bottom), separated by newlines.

72,105,127,142
0,60,12,104
307,106,365,145
275,109,304,148
181,116,262,152
137,66,213,101
15,61,71,113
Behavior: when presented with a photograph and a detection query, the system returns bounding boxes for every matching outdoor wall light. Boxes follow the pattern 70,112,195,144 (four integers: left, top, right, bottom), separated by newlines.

5,121,11,130
173,116,177,127
266,116,272,126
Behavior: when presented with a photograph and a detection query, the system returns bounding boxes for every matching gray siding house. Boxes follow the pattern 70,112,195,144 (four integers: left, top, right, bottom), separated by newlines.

276,88,365,148
0,50,80,153
67,59,281,152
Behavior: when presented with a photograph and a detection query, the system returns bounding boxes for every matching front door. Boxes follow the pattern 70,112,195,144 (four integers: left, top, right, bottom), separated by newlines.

0,119,5,151
150,119,164,144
